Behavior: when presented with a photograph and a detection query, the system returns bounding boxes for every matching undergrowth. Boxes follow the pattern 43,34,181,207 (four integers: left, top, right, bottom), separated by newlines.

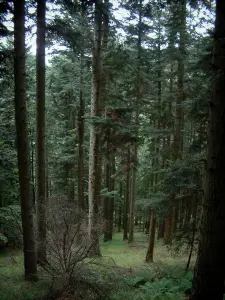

0,232,194,300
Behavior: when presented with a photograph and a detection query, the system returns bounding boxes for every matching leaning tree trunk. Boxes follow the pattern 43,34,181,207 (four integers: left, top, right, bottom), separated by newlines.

190,0,225,299
14,0,37,280
36,0,47,265
88,0,102,257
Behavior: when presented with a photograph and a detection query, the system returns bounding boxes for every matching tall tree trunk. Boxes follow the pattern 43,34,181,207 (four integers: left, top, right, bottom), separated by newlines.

106,154,115,240
128,0,142,244
117,182,123,232
104,130,113,242
36,0,47,264
88,0,102,257
123,149,130,240
146,210,156,263
173,0,186,161
77,0,86,216
172,204,179,233
186,191,197,272
157,220,165,240
14,0,37,280
102,0,111,243
31,139,35,206
190,0,225,298
77,59,85,212
163,213,173,245
165,1,186,245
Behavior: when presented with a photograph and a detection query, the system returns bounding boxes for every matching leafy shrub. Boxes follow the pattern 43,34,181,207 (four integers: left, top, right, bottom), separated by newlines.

0,205,22,248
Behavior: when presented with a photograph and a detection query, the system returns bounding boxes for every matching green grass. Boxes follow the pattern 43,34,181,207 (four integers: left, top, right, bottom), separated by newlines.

0,232,194,300
101,232,194,270
0,251,49,300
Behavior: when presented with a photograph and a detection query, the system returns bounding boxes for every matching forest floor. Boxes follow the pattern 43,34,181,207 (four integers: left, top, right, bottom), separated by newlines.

0,231,194,300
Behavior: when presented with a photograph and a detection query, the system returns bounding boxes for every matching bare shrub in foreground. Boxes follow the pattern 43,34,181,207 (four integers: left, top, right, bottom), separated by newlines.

37,196,110,299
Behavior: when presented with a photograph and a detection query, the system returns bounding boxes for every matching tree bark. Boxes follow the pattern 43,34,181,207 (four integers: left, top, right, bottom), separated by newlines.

157,220,165,240
190,0,225,298
146,210,156,263
163,213,173,245
172,204,179,233
128,0,142,244
14,0,37,280
186,191,197,272
117,182,123,232
77,1,85,215
123,149,130,240
36,0,47,265
104,132,114,242
88,0,102,257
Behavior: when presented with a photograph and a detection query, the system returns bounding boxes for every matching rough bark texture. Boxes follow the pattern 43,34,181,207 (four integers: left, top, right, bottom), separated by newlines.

146,210,156,263
88,0,102,257
14,0,37,280
36,0,47,265
190,0,225,298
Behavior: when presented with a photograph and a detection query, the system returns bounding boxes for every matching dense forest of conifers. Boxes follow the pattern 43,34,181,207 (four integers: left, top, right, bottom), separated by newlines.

0,0,225,299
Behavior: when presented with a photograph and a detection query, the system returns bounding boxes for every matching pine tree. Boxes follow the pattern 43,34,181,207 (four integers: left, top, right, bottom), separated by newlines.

13,0,37,280
36,0,47,265
190,0,225,298
88,0,103,256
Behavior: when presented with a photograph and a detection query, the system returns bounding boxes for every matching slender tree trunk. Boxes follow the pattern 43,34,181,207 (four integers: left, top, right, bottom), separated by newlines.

14,0,37,280
146,210,156,263
104,130,114,242
78,3,85,215
117,182,123,232
190,1,225,298
163,213,173,245
157,220,165,240
77,66,85,212
31,140,35,206
88,0,102,257
183,198,191,231
172,204,179,233
186,191,197,272
108,155,115,239
123,149,130,240
173,0,185,161
36,0,47,264
128,0,142,244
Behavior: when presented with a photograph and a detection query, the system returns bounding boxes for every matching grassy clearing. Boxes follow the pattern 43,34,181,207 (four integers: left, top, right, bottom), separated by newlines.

101,231,194,270
0,232,194,300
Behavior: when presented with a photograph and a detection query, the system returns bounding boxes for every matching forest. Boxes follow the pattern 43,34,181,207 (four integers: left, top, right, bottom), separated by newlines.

0,0,225,299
